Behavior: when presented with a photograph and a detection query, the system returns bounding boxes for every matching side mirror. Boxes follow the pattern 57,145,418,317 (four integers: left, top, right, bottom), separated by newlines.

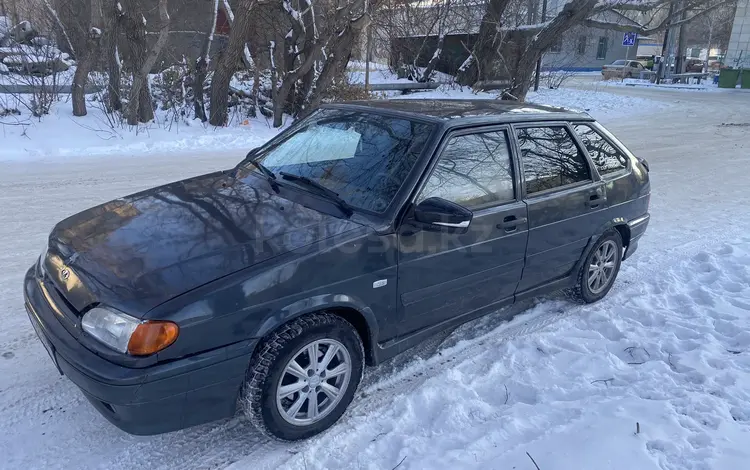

413,197,473,230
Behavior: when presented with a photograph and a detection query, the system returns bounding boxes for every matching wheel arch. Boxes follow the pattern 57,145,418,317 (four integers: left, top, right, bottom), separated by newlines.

597,218,631,249
254,294,380,366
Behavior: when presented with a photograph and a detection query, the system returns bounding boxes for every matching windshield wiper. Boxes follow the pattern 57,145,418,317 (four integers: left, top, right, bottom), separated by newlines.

279,172,354,217
250,160,276,181
246,159,279,192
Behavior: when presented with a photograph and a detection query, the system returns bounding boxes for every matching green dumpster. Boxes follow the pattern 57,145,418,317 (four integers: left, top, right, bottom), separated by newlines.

718,68,740,88
742,70,750,89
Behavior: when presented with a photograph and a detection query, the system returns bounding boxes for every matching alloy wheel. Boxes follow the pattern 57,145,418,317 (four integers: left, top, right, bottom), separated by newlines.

275,339,352,426
588,240,618,294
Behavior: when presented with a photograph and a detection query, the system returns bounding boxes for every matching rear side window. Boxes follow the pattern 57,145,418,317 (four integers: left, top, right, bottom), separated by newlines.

418,130,514,210
516,126,591,195
573,124,629,176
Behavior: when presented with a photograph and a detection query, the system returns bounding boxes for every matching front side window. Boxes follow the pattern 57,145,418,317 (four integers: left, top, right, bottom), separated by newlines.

516,126,591,194
418,130,515,210
573,124,629,176
251,109,435,213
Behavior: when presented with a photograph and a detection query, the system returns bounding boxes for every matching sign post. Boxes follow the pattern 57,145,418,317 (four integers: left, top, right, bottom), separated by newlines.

623,32,637,61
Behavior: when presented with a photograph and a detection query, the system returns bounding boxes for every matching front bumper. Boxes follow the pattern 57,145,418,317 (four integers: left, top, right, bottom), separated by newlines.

23,266,255,435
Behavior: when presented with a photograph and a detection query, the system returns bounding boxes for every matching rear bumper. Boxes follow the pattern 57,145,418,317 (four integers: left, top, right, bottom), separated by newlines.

624,213,650,260
23,266,255,435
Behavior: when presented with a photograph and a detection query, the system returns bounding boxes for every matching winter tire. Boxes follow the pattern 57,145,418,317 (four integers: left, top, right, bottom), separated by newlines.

569,230,623,303
243,312,365,441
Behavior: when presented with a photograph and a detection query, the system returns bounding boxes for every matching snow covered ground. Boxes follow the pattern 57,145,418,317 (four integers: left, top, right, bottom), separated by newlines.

1,82,665,162
0,94,279,161
1,85,749,470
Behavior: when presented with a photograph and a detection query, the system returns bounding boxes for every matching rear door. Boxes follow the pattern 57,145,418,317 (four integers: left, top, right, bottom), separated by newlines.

513,123,609,293
396,126,528,335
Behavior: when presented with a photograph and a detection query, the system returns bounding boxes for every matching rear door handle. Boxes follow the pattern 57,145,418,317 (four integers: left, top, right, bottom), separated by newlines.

498,215,527,232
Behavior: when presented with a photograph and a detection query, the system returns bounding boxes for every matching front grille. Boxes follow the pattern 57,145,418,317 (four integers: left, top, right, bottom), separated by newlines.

37,277,80,337
52,284,80,315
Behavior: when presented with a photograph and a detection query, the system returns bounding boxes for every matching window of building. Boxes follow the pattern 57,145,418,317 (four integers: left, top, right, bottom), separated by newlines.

216,8,231,35
418,131,515,209
596,37,608,60
550,35,563,53
577,35,587,55
516,127,591,194
572,124,629,176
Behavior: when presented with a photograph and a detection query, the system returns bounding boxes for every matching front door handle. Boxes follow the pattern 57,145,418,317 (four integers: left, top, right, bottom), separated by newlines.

498,215,527,232
588,194,603,209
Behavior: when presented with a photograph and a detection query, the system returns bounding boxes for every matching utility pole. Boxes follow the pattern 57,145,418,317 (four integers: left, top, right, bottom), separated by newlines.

533,0,548,92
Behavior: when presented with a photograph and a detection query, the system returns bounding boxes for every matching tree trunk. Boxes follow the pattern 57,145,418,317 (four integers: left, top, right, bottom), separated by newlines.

126,0,170,125
456,0,513,86
194,0,219,122
299,21,363,117
71,0,104,117
219,0,255,69
419,33,445,82
209,0,256,126
106,2,121,112
251,63,260,118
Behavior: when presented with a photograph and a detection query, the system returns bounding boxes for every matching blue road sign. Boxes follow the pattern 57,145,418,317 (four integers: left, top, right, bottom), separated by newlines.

623,32,637,47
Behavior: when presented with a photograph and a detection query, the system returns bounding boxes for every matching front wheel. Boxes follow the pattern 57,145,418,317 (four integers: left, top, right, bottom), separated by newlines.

243,313,364,441
569,231,623,303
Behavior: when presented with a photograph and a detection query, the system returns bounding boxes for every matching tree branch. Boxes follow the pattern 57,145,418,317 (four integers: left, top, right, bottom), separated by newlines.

585,0,732,35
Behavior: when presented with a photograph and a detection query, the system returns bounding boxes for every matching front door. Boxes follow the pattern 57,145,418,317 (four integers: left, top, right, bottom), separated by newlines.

513,124,609,293
396,127,529,336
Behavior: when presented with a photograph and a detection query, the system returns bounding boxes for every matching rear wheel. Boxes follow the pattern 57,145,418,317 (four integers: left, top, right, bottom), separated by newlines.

569,231,623,303
243,313,364,441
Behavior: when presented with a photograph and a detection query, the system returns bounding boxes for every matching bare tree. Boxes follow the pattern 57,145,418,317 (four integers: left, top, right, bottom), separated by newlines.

456,0,732,100
71,0,103,116
121,0,170,125
193,0,220,122
209,0,257,126
104,0,121,111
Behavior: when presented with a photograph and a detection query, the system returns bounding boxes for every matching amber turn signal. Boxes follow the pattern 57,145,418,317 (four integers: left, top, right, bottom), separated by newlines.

127,321,179,356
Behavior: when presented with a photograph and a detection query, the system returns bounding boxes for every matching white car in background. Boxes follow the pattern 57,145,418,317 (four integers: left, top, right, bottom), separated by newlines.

601,60,645,79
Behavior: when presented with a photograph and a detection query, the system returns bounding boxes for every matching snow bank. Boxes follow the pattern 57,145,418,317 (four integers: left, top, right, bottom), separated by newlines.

390,85,668,119
0,96,280,161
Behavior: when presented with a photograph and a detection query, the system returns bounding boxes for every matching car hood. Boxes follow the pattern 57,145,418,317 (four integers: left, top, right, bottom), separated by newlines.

43,168,362,316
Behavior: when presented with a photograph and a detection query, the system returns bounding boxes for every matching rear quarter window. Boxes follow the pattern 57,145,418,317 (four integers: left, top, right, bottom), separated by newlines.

572,124,629,177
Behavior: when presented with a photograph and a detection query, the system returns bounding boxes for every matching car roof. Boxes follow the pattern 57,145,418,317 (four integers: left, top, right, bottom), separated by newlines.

322,99,593,126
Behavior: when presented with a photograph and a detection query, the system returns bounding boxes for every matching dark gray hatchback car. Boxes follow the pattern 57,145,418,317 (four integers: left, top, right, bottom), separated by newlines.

24,100,650,441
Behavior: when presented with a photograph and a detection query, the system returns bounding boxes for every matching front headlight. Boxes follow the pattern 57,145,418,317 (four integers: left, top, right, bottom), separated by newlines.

82,307,179,356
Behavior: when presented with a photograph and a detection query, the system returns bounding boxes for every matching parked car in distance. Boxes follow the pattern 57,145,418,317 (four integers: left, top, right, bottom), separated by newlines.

685,59,705,73
24,100,651,441
602,59,645,79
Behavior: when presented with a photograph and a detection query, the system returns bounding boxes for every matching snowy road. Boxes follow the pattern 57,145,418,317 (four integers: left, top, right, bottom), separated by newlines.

1,87,750,470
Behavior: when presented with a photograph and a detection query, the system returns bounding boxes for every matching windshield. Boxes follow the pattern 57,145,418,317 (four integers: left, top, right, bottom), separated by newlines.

612,60,627,65
250,109,435,213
